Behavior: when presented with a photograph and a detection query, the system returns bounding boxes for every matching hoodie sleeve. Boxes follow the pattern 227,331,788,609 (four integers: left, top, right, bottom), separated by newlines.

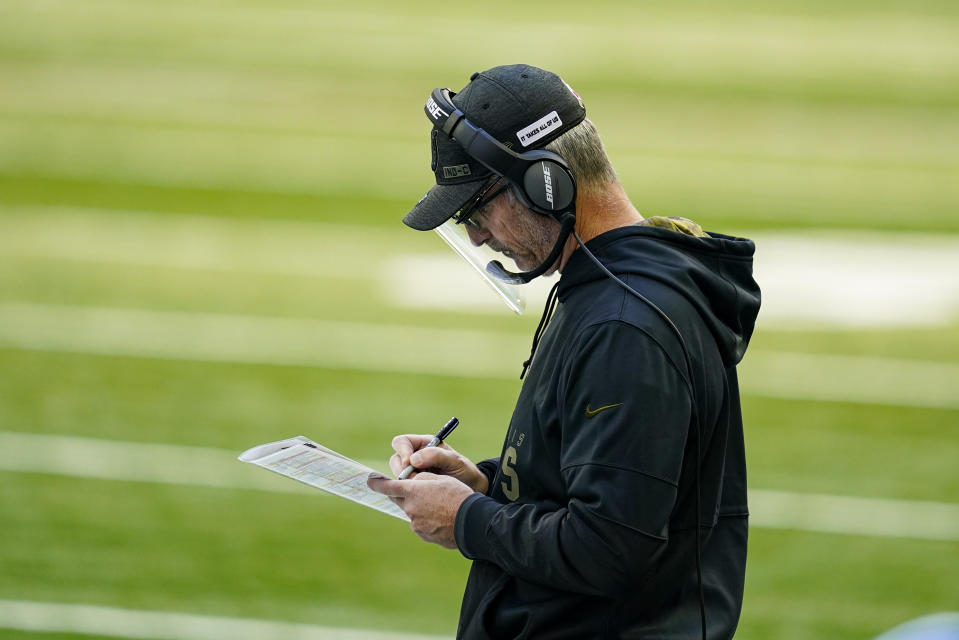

455,321,692,596
475,458,500,495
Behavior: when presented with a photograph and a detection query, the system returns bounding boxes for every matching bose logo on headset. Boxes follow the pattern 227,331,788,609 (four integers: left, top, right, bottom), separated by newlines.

425,96,448,121
542,164,553,208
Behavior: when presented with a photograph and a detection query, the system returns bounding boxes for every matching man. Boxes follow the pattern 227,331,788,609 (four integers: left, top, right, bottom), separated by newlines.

368,64,760,639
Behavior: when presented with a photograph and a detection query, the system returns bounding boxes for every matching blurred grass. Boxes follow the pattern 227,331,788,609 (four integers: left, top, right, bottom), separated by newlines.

0,634,118,640
744,397,959,501
3,344,958,503
751,327,959,363
1,0,957,639
1,1,958,231
0,348,518,462
0,474,469,635
747,531,959,640
4,472,956,639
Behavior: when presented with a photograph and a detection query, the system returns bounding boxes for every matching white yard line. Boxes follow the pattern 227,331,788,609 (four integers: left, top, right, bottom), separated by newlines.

2,431,958,542
749,490,959,542
0,205,552,314
739,350,959,410
750,231,959,329
0,599,449,640
1,301,958,409
0,301,527,380
4,204,959,325
0,205,411,279
0,430,321,495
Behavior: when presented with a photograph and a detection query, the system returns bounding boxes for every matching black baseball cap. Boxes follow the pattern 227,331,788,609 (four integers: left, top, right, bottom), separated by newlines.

403,64,586,231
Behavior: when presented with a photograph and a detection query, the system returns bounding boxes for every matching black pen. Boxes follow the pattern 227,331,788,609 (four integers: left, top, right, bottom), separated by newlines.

397,417,459,480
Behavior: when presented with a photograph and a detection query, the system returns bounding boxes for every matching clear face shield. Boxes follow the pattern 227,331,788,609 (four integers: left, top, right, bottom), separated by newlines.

434,178,528,314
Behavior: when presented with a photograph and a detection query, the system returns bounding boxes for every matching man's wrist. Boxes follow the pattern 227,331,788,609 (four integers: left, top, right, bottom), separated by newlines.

475,458,499,495
474,473,489,495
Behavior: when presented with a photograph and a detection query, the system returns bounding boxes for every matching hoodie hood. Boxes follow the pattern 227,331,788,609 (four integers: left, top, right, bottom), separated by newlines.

558,221,761,367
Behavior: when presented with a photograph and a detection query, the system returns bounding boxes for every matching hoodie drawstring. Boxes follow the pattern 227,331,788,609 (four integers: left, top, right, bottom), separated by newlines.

520,280,561,380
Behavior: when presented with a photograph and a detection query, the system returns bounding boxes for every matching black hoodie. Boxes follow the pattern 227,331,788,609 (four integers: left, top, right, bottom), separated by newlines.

453,222,761,639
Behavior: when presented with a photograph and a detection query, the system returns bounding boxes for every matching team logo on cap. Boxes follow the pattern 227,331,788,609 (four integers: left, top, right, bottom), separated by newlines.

563,81,584,108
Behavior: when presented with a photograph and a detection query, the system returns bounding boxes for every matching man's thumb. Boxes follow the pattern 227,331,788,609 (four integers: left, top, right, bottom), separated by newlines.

411,447,458,471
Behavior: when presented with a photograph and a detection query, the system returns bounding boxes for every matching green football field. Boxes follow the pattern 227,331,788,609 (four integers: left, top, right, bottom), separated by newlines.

1,1,957,638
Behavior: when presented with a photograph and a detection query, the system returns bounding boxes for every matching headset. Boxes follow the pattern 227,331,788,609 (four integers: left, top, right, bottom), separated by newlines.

425,88,578,284
426,86,708,639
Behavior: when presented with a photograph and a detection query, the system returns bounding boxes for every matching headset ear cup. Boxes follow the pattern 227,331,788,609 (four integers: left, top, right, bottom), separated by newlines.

549,161,575,212
522,160,575,215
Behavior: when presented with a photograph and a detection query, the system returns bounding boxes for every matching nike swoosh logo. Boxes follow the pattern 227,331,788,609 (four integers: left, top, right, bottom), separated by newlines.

585,402,623,418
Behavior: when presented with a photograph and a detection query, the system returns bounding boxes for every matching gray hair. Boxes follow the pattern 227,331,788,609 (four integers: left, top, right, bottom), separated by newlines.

544,118,617,194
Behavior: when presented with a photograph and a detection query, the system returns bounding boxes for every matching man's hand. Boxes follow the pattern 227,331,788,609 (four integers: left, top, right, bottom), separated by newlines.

388,434,489,495
367,472,475,548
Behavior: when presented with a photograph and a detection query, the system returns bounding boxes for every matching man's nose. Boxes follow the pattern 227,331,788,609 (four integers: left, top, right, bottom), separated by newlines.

466,224,491,247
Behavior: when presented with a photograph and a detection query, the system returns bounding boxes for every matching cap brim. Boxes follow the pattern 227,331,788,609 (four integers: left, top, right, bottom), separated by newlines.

403,181,484,231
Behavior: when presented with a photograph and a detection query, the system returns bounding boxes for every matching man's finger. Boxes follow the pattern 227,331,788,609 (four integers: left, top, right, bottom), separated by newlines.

388,453,406,477
410,447,461,473
367,474,411,498
391,435,416,459
391,434,443,455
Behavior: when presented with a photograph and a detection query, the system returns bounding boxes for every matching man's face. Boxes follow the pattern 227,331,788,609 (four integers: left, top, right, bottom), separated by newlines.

463,191,561,274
